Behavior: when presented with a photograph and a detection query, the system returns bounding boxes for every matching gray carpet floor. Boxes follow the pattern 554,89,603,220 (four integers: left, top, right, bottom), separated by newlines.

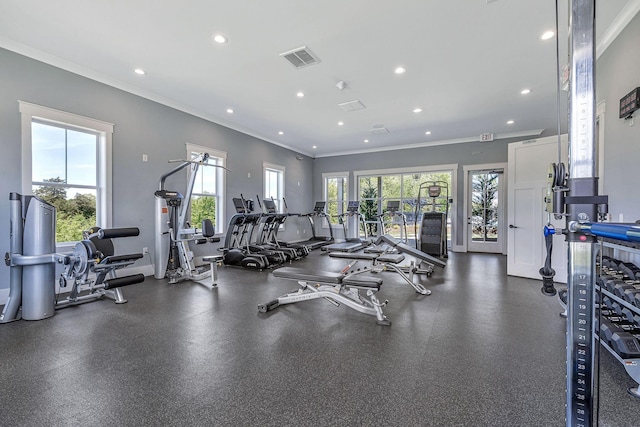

1,251,639,426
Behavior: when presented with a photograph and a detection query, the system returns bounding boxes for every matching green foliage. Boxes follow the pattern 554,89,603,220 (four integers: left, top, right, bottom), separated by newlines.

360,185,378,236
34,178,96,242
191,196,216,227
471,173,499,240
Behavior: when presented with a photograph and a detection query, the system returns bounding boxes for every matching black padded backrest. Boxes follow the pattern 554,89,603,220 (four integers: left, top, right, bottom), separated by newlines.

89,227,115,258
202,219,215,238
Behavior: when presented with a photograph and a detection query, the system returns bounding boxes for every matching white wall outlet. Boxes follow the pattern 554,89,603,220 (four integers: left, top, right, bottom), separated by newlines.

142,247,149,254
142,154,148,162
619,213,624,222
247,172,251,178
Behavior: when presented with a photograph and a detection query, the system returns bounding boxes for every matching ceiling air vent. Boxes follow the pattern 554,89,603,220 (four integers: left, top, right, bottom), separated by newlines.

339,100,366,112
370,125,389,135
280,46,320,69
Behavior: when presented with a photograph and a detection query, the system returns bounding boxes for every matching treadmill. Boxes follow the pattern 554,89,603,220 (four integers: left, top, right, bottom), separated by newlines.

302,201,334,250
323,201,369,253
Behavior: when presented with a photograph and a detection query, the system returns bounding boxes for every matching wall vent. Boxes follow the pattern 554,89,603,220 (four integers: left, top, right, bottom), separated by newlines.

339,100,366,112
370,125,389,135
280,46,320,69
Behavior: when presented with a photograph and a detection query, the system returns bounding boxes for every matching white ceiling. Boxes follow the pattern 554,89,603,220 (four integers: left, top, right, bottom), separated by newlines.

1,0,638,157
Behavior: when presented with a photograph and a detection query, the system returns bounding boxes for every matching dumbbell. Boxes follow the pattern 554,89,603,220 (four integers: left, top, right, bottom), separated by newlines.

619,262,640,280
610,331,640,359
600,318,624,345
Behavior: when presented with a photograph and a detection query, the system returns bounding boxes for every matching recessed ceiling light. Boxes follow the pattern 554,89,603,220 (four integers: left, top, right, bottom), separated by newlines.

226,108,234,114
520,89,531,95
395,66,406,74
134,68,146,75
541,31,554,40
425,131,432,135
213,34,228,44
364,139,369,143
278,131,284,135
296,91,305,98
312,145,317,149
413,108,423,113
338,121,344,126
507,120,515,125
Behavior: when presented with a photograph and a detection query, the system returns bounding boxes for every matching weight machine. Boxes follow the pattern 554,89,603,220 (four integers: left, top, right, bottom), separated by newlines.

540,1,620,425
154,152,225,286
413,181,449,258
1,193,144,323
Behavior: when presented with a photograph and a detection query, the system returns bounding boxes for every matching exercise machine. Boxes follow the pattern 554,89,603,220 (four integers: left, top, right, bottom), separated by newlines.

222,196,284,269
300,202,334,250
259,197,309,259
414,181,449,258
154,152,223,286
328,251,431,295
378,200,408,243
1,193,143,323
258,267,390,325
324,201,370,253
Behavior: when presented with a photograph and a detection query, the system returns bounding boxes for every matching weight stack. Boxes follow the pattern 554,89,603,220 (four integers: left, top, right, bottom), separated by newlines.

420,212,446,257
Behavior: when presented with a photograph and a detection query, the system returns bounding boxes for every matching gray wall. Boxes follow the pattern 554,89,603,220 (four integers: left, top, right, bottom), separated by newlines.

0,48,313,293
597,12,640,222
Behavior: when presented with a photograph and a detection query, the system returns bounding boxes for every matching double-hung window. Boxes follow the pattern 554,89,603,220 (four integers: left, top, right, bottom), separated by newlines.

187,143,226,234
19,101,113,244
263,162,285,213
323,172,348,222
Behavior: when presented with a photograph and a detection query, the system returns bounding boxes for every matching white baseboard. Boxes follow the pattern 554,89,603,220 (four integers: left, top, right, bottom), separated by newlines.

452,244,466,253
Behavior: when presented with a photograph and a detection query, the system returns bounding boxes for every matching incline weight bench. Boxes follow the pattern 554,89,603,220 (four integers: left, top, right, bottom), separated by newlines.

328,251,431,295
258,267,391,325
376,234,446,268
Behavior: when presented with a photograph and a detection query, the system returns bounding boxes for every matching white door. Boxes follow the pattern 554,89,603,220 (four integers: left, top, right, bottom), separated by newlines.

467,169,505,253
507,135,568,282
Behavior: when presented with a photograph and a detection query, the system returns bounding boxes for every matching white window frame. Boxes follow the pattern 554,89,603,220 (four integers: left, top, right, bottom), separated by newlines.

186,143,227,235
354,164,458,249
19,101,113,247
263,162,285,213
322,172,349,228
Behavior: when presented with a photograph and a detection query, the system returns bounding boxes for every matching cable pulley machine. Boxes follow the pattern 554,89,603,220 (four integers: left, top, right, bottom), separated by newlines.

154,151,228,285
540,1,614,425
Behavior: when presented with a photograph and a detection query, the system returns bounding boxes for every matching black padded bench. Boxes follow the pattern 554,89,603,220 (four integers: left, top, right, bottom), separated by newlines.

328,250,430,296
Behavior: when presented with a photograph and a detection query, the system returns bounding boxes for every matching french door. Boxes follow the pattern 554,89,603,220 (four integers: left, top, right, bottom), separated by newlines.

466,168,504,253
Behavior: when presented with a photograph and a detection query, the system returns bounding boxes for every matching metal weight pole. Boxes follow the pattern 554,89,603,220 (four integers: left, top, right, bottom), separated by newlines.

565,1,597,425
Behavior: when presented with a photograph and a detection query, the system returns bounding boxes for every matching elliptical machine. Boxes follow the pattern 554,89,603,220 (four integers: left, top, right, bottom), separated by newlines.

222,196,278,269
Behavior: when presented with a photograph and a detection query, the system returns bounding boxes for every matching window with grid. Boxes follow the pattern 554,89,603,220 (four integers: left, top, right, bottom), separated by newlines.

263,162,285,213
20,101,113,244
323,173,348,225
187,143,226,234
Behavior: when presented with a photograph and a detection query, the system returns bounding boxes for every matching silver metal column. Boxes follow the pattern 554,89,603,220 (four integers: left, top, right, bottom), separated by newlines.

566,1,597,425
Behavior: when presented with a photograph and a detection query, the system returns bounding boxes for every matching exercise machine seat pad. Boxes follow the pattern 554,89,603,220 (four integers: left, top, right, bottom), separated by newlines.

377,254,405,264
273,267,344,284
342,275,382,290
329,252,378,261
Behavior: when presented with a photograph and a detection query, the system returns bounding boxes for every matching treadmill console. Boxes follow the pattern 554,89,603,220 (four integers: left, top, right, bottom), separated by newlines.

263,199,277,214
386,200,400,212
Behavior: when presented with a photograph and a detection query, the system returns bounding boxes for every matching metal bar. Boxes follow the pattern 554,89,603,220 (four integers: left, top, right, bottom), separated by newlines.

565,1,597,426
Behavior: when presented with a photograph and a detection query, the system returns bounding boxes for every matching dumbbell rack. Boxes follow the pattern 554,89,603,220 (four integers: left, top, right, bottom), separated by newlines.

597,239,640,398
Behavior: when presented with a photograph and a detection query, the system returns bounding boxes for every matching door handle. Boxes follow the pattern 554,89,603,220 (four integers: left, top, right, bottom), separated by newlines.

509,224,518,229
